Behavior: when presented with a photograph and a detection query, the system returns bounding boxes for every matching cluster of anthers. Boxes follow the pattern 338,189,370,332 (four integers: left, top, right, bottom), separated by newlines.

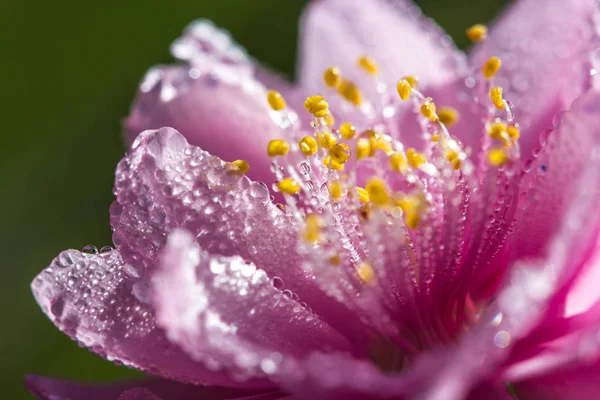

229,25,521,292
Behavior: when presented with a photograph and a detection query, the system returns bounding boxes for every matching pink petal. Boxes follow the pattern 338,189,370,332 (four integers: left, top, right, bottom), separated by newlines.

420,98,600,399
170,19,305,114
298,0,463,102
111,128,359,341
470,0,597,157
515,360,600,400
511,90,600,260
124,21,295,185
31,248,269,388
26,375,267,400
152,230,352,381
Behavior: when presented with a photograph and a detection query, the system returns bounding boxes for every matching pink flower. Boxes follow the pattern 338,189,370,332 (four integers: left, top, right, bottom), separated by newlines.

28,0,600,399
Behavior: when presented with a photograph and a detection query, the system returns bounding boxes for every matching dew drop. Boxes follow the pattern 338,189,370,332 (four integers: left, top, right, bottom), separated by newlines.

271,277,284,290
82,245,98,255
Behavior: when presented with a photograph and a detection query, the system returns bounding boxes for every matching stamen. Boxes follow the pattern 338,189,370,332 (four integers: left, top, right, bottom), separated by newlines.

339,123,356,140
488,122,506,140
356,187,370,203
490,87,506,110
445,150,461,170
304,95,330,118
406,148,426,168
329,143,351,164
356,137,376,160
267,90,286,111
365,178,390,206
328,180,344,200
317,131,337,150
357,261,375,284
483,57,502,79
402,75,419,87
358,56,379,75
466,24,488,42
231,159,250,174
396,79,412,101
323,156,344,171
303,214,321,243
437,107,459,126
337,80,362,106
487,148,508,166
277,178,301,194
322,113,335,127
420,98,438,122
267,139,290,157
507,125,520,142
299,136,318,156
323,66,342,88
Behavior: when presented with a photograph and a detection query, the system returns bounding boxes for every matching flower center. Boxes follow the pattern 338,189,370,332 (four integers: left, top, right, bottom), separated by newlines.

234,24,524,362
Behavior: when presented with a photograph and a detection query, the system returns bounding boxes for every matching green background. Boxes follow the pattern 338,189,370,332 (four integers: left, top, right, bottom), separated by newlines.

0,0,507,398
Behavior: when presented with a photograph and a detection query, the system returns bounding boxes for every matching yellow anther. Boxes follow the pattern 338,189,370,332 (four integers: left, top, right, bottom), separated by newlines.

231,159,250,174
267,139,290,157
490,87,505,110
507,125,520,142
487,148,508,167
396,79,412,101
339,123,356,140
466,24,488,42
356,187,370,203
356,137,376,160
358,56,379,75
357,261,375,284
304,95,330,118
329,143,351,164
337,80,362,106
317,131,337,150
365,178,390,206
374,138,393,155
483,57,502,79
420,99,438,122
323,67,342,88
445,150,461,170
267,90,286,111
323,156,344,171
405,211,421,230
277,178,300,194
393,194,417,212
488,122,507,140
389,152,408,173
437,107,459,126
303,214,321,243
328,254,341,266
406,148,426,168
298,136,318,156
328,180,344,200
403,75,419,87
323,113,335,127
431,134,440,142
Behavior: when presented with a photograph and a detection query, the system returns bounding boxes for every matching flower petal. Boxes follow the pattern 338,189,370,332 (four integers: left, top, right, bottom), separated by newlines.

515,360,600,400
169,20,306,116
111,128,359,341
31,248,269,388
124,21,297,185
417,99,600,399
152,230,352,380
470,0,598,156
298,0,463,100
26,375,265,400
511,90,600,260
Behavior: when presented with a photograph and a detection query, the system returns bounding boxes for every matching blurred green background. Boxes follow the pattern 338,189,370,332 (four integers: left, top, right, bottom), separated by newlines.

0,0,507,398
